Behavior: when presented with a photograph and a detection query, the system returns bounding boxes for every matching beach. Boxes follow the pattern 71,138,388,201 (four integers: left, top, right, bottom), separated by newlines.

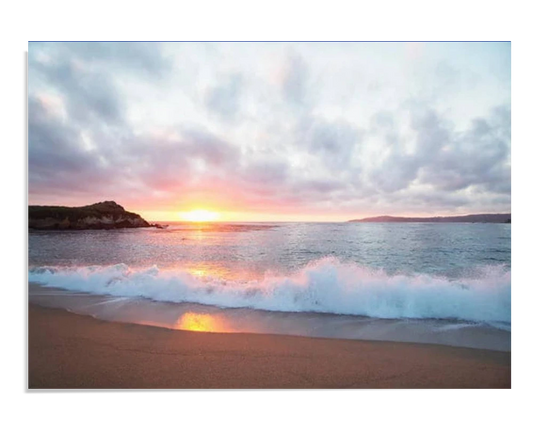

28,304,511,389
26,39,513,395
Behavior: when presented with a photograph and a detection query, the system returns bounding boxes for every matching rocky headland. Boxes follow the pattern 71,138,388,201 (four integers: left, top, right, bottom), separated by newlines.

28,201,152,230
349,213,511,223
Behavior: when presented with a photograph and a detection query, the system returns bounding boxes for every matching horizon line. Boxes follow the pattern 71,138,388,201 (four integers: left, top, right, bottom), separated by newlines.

148,212,511,223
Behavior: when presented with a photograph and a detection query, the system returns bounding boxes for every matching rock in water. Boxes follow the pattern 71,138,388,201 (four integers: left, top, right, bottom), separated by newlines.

28,201,151,230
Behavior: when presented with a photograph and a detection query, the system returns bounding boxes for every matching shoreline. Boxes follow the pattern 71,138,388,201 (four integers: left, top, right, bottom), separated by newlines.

28,282,511,352
28,304,511,389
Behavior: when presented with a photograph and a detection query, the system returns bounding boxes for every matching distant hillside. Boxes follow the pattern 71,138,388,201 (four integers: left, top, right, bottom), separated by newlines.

349,214,511,223
29,201,151,230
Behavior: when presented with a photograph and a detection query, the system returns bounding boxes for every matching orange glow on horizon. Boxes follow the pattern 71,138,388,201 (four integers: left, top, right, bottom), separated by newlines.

137,208,359,223
179,209,220,222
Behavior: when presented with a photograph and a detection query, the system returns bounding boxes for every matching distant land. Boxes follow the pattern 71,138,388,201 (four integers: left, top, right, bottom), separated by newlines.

348,213,511,223
28,201,154,230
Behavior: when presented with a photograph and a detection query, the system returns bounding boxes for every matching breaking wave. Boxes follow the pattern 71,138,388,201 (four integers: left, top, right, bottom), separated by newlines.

28,258,511,326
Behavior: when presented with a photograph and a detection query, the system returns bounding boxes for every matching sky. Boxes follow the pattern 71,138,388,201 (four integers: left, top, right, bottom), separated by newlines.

28,42,511,222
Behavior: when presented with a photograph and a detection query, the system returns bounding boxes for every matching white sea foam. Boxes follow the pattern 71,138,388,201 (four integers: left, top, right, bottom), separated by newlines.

28,258,511,326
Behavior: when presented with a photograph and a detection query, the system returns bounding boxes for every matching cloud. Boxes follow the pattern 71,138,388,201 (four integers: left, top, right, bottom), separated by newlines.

281,53,308,106
29,42,172,128
30,42,171,77
204,74,243,120
31,60,123,126
28,95,109,190
417,105,511,194
28,42,511,217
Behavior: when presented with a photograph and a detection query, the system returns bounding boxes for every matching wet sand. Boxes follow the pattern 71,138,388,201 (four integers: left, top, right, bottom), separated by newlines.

28,304,511,389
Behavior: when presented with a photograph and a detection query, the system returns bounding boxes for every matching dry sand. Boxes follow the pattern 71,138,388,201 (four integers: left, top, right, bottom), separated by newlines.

28,304,511,389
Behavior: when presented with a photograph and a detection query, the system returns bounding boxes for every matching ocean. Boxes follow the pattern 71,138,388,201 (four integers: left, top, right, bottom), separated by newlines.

28,222,511,351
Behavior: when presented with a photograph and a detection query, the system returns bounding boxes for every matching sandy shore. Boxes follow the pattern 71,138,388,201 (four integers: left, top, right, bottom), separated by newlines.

28,304,511,389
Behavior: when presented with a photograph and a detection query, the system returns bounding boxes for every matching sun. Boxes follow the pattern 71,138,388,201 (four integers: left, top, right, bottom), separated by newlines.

180,209,220,223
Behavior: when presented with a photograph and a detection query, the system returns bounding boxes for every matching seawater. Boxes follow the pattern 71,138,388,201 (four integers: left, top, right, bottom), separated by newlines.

28,222,511,350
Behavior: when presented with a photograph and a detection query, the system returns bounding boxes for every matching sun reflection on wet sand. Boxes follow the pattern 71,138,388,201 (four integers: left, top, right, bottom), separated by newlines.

174,312,230,333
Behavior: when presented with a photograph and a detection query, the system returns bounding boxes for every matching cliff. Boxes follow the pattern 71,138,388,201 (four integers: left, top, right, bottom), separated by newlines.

349,213,511,223
28,201,151,230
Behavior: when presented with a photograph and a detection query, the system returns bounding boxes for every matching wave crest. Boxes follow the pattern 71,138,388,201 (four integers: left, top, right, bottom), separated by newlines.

28,258,511,324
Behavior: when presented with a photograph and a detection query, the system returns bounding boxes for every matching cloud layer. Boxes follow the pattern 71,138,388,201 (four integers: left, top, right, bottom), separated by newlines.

28,42,511,220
